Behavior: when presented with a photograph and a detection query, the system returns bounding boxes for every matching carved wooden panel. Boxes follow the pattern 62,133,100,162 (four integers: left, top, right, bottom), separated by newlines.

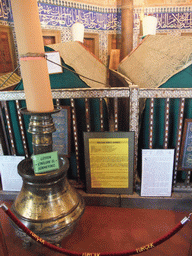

0,25,16,75
42,29,61,46
83,33,99,58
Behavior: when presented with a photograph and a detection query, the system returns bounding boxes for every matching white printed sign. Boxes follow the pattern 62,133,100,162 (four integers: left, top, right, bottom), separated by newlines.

141,149,174,197
0,156,24,191
45,51,63,74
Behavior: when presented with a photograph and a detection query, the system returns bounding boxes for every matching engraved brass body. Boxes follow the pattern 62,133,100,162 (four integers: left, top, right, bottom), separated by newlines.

11,108,85,244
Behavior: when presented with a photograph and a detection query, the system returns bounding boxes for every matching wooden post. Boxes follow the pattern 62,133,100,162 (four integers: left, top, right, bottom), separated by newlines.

121,0,133,61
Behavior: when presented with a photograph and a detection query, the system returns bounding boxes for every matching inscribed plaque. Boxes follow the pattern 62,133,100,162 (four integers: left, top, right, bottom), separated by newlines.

84,132,134,194
141,149,174,197
89,138,129,189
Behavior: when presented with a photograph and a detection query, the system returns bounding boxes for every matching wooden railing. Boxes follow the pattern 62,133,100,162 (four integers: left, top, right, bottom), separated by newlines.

0,86,192,197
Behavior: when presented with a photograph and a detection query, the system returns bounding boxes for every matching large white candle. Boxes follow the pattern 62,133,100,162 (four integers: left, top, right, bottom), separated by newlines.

142,16,157,37
71,23,84,43
11,0,54,113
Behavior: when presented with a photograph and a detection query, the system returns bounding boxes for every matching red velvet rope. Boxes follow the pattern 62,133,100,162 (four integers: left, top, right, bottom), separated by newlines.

0,204,191,256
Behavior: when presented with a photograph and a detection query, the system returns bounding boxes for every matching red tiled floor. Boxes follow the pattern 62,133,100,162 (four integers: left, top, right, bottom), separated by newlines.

0,200,191,256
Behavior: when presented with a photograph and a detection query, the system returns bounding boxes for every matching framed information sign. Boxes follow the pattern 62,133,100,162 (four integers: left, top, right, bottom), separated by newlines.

84,132,134,194
52,106,71,157
179,119,192,170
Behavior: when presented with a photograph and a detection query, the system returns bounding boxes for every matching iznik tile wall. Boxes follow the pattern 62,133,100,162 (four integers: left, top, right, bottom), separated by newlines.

37,0,120,64
134,5,192,48
0,0,192,65
0,0,120,65
0,0,12,23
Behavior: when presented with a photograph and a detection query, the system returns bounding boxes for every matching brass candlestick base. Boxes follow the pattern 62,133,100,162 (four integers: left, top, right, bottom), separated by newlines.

11,107,85,245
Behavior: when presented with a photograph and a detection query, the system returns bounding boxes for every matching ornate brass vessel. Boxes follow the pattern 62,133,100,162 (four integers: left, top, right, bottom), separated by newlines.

11,107,85,245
